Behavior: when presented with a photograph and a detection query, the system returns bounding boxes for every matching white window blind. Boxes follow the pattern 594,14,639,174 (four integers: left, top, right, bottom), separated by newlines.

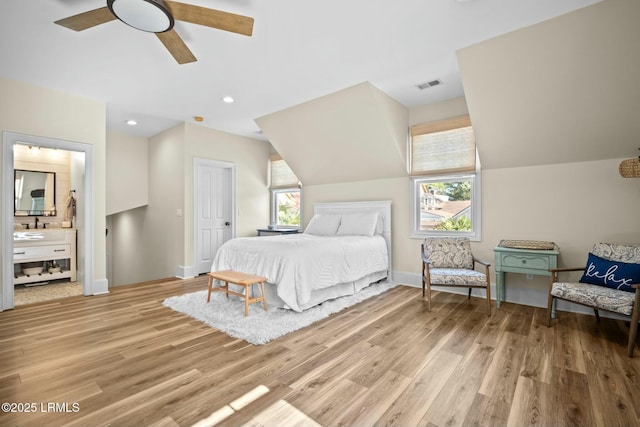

270,154,300,189
410,115,476,176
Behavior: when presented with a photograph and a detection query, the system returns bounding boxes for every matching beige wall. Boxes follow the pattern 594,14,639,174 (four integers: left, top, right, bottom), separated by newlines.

0,77,107,299
109,124,186,285
304,155,640,309
108,123,270,286
106,130,148,216
474,158,640,307
303,93,640,311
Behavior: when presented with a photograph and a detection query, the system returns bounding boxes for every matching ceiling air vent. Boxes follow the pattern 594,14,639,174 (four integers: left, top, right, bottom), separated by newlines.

416,79,441,90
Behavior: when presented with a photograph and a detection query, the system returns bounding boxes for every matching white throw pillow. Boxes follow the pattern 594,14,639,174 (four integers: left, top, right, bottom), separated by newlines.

337,212,380,237
375,213,384,235
304,214,342,236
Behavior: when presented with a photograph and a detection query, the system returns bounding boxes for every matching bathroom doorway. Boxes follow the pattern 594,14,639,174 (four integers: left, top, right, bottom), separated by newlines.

2,132,94,311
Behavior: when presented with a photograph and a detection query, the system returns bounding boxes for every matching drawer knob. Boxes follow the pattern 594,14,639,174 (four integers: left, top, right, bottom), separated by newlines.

521,259,527,264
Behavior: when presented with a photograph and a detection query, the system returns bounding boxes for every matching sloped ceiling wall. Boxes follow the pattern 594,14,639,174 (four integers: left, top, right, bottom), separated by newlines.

457,0,640,170
255,82,408,185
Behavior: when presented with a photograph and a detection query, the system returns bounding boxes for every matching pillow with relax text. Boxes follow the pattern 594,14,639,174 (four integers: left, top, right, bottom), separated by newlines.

579,252,640,292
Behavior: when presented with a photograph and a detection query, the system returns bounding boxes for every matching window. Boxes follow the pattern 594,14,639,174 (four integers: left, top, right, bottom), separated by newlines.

272,188,301,227
269,154,301,228
410,115,481,239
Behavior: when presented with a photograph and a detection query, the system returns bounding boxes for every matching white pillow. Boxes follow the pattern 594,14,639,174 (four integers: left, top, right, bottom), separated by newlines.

304,214,342,236
336,212,380,237
375,214,384,235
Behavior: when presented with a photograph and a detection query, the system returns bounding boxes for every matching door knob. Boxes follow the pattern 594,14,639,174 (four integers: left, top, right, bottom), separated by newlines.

225,221,231,226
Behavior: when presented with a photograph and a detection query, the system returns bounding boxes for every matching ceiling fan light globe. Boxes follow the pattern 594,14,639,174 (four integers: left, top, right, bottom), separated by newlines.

107,0,174,33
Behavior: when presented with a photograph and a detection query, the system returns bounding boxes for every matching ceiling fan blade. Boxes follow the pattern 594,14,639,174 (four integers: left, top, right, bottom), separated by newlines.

54,7,116,31
156,30,197,64
165,1,254,36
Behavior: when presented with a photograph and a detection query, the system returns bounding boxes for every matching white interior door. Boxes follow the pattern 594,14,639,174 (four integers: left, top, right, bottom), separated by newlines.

195,160,233,275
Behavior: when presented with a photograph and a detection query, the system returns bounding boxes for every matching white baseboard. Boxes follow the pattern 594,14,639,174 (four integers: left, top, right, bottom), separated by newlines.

90,278,109,295
392,270,618,319
176,265,195,280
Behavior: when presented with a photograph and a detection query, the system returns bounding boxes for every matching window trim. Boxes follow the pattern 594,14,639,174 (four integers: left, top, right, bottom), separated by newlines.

270,187,302,229
410,167,482,241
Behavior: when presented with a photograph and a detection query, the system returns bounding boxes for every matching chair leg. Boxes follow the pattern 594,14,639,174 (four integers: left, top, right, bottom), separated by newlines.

485,284,491,317
426,280,432,312
629,318,639,358
468,288,472,299
594,309,600,322
628,290,640,357
546,277,555,327
421,259,426,298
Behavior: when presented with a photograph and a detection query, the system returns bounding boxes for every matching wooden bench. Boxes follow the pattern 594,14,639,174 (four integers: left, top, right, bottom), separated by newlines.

207,270,268,316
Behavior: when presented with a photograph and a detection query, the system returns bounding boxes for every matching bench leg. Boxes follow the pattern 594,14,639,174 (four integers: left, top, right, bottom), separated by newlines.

207,275,214,302
244,285,250,316
260,282,268,312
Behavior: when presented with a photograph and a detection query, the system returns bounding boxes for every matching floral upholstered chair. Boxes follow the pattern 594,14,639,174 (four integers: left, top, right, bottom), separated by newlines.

421,237,492,316
547,243,640,357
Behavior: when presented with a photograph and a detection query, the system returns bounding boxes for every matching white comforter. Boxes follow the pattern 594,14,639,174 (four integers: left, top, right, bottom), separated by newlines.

211,234,388,311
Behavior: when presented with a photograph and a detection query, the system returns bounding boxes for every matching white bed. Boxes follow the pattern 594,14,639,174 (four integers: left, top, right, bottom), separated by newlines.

211,201,392,312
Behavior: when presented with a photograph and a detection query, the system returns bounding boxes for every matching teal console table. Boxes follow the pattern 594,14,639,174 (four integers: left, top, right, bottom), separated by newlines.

493,242,559,308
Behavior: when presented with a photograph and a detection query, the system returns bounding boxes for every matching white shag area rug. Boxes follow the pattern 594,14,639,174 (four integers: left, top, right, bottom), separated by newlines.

163,280,398,345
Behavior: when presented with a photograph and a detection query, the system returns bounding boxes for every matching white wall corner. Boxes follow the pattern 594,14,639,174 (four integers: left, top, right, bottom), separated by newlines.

176,265,195,279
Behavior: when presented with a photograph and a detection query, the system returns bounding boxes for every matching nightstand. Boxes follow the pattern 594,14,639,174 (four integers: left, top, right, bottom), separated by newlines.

256,228,299,236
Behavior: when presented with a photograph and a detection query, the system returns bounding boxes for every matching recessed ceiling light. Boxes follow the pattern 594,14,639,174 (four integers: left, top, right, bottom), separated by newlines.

126,119,138,126
222,96,234,103
194,116,204,122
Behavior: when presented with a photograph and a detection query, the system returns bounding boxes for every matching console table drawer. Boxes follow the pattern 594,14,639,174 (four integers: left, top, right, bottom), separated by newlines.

13,245,70,261
501,254,551,271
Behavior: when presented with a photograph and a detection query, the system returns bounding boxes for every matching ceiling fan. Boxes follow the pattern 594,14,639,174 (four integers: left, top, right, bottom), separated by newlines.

54,0,254,64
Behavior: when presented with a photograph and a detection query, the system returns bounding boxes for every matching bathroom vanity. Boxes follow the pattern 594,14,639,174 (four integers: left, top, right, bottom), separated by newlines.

13,228,77,286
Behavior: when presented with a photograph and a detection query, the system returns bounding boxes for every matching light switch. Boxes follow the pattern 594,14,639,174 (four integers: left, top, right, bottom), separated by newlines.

176,208,183,217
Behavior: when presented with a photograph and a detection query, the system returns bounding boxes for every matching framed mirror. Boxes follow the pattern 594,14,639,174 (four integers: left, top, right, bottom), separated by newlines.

14,169,56,216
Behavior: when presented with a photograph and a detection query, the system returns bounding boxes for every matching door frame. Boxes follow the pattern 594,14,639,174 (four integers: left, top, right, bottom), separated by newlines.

2,132,94,311
193,158,236,275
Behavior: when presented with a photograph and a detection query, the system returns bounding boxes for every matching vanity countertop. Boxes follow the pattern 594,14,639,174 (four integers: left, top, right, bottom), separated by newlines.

13,228,76,245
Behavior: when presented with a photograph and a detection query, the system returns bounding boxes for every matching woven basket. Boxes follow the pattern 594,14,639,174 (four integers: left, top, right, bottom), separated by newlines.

499,240,555,250
619,158,640,178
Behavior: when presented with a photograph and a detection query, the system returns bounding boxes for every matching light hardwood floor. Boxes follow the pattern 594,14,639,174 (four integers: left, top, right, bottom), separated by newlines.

1,275,640,427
